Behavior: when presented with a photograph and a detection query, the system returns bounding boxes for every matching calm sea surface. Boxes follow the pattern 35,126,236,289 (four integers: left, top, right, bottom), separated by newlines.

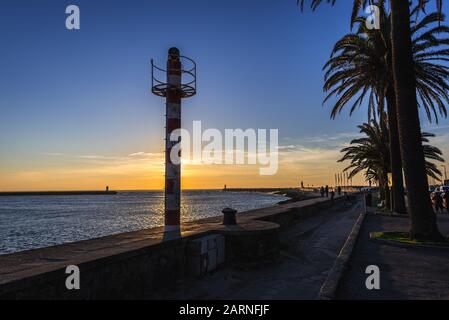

0,190,287,255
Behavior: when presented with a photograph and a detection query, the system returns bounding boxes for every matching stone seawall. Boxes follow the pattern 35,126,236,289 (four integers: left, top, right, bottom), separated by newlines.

0,196,345,300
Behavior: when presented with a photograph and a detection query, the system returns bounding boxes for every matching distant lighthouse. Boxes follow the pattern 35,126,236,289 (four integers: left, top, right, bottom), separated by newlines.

151,48,197,232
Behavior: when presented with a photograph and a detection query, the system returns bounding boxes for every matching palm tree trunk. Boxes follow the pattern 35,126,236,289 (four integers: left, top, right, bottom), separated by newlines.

386,88,407,214
389,0,443,240
378,168,389,209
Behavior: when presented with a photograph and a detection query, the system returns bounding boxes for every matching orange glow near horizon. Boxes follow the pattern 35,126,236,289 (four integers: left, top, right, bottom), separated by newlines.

0,147,369,192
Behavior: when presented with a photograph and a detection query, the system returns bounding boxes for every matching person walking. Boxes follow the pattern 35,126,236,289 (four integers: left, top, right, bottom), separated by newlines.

435,192,444,214
431,192,437,208
325,185,329,198
320,186,325,198
444,190,449,214
344,191,351,204
330,189,335,202
337,186,342,196
365,192,373,207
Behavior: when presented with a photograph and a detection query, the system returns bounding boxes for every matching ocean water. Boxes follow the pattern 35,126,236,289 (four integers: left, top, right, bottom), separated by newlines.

0,190,287,255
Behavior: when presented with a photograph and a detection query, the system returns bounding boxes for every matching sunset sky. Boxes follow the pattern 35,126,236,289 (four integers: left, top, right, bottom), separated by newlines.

1,0,448,191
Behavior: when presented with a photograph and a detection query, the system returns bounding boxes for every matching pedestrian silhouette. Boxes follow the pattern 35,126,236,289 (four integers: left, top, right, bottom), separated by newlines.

444,190,449,214
434,192,444,213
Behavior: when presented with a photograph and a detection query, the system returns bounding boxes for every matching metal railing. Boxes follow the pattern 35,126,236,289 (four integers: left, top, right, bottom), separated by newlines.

151,55,197,98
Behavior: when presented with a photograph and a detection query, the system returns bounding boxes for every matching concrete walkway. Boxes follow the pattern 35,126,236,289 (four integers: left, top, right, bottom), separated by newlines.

158,200,362,300
337,213,449,300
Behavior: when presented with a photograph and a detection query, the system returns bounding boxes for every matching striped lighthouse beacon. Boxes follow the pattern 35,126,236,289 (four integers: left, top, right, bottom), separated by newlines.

151,48,197,233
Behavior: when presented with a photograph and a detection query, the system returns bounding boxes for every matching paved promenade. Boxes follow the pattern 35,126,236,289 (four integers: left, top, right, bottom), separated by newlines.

338,213,449,300
159,200,362,300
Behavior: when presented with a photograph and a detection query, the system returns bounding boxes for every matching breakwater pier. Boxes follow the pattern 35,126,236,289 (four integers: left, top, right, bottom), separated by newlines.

0,190,118,197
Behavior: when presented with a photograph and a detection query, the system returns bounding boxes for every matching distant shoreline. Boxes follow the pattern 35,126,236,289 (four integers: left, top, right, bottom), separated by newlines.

0,191,118,197
223,187,297,193
0,188,314,198
223,187,319,204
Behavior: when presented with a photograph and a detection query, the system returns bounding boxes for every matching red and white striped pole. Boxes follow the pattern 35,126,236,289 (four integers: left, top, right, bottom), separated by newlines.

165,47,182,232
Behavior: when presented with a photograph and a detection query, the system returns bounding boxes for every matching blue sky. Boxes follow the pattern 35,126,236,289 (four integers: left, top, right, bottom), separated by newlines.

0,0,448,190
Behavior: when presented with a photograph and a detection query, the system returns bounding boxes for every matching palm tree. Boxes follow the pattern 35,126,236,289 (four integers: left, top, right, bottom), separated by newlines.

389,0,444,240
323,2,449,214
340,120,444,204
340,120,391,207
299,0,446,240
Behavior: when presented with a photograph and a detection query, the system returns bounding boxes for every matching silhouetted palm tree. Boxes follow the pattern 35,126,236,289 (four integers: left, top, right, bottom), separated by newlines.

299,0,446,240
340,120,391,208
388,0,444,240
323,2,449,214
340,120,444,208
